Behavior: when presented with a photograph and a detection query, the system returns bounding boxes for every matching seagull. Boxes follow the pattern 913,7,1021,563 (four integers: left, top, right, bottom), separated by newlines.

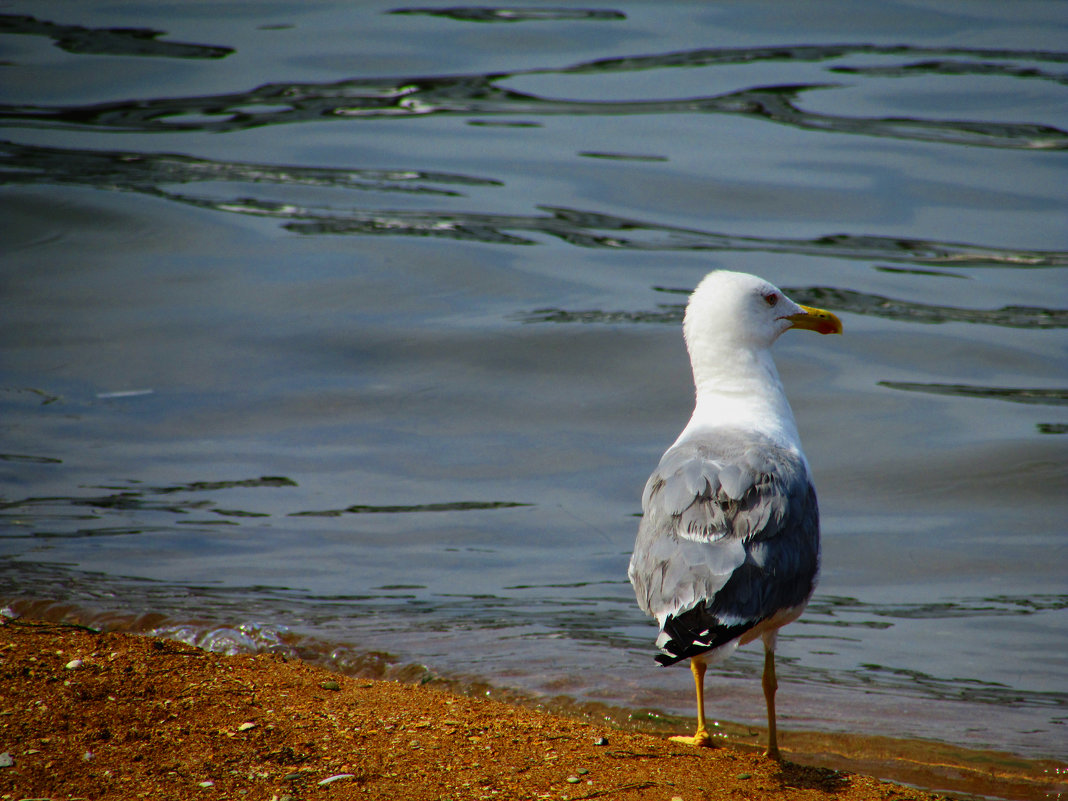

628,270,842,760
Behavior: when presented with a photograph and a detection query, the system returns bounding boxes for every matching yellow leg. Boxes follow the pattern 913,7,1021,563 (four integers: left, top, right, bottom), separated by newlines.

762,646,781,760
670,658,714,747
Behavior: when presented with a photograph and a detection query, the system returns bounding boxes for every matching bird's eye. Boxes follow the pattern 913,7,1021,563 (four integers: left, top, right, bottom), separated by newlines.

763,292,778,306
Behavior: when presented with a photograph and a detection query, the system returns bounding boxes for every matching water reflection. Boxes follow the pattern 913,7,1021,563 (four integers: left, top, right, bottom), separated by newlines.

792,287,1068,328
877,382,1068,406
840,662,1064,709
828,58,1068,85
518,286,1068,329
388,7,627,23
0,13,232,59
154,477,298,493
5,139,1066,266
0,453,62,464
0,472,529,536
561,42,1068,81
1,40,1064,149
813,592,1068,620
291,501,531,517
0,140,499,198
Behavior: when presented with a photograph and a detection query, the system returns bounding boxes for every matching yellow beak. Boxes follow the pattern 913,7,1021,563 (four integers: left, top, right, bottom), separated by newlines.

786,304,843,335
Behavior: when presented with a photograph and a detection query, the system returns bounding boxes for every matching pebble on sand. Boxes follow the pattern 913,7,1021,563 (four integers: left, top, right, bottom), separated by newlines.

318,773,356,786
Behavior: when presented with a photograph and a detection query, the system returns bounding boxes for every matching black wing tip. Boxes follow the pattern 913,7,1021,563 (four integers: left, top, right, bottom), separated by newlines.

654,602,759,667
655,651,687,667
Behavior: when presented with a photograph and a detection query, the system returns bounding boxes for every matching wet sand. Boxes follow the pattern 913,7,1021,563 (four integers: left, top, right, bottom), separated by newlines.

0,617,1057,801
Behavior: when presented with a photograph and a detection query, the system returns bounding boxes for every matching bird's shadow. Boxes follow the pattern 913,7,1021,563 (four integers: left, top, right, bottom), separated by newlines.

775,761,850,794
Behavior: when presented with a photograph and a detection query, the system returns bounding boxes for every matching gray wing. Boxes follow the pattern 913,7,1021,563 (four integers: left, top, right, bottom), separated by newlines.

627,428,820,664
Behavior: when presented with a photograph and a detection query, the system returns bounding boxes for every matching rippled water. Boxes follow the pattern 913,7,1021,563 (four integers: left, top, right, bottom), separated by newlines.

2,3,1066,797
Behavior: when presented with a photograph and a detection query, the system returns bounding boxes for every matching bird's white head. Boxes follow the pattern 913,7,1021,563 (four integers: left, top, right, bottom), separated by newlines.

683,270,842,357
675,270,842,450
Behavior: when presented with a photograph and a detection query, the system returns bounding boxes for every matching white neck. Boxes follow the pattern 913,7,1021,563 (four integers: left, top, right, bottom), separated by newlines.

672,344,803,454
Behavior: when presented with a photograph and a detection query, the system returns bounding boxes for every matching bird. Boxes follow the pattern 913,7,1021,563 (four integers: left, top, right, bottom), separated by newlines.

628,270,842,760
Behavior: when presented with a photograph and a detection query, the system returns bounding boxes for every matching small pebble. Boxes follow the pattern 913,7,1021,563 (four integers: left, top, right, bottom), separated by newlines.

320,680,341,691
64,658,83,670
593,736,608,746
198,780,214,788
318,773,355,785
737,773,752,780
576,768,589,775
0,752,13,768
566,776,581,784
237,722,257,732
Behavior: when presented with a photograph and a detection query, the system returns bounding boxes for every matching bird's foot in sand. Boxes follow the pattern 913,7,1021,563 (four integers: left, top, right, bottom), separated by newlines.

670,730,716,747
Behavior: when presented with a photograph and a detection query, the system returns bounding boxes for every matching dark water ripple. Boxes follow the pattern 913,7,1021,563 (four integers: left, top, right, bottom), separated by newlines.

848,664,1065,709
803,661,1068,710
170,207,1068,267
0,386,61,406
790,287,1068,328
1,44,1064,149
388,7,627,23
519,287,1068,329
291,501,531,517
520,305,684,325
7,140,1064,266
0,140,499,198
0,474,530,537
830,59,1068,85
813,593,1068,619
0,13,233,59
0,453,63,464
559,43,1068,77
878,382,1068,406
152,477,298,494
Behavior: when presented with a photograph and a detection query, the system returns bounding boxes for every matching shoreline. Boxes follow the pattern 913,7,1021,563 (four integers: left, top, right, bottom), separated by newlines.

0,616,1061,800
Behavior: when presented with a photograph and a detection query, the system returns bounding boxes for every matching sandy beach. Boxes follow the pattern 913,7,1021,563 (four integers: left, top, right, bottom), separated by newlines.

0,616,984,801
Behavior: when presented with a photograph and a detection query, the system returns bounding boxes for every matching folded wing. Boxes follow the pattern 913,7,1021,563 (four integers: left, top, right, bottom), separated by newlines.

628,429,820,665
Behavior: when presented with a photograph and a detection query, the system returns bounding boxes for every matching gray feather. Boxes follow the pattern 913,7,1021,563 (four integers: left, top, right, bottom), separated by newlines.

628,428,819,638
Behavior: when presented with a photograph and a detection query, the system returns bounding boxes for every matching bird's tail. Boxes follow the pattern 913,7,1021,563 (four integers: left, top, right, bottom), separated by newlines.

655,602,755,666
